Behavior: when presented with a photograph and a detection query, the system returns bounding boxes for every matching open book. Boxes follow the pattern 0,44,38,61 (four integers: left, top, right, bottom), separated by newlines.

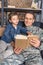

15,35,39,50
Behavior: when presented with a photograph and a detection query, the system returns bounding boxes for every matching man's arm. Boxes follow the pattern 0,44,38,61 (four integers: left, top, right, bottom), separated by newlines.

39,34,43,50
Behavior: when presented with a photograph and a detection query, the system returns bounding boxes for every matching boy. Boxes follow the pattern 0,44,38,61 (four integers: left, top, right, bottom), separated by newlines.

0,12,29,65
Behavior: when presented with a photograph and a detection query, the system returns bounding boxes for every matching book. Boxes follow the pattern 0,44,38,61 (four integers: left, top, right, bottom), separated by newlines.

15,35,39,50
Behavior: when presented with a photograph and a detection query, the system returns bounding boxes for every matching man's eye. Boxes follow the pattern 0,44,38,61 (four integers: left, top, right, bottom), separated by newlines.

25,18,33,20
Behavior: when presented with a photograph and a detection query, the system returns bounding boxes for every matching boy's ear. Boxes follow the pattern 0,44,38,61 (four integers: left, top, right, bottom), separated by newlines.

9,20,12,23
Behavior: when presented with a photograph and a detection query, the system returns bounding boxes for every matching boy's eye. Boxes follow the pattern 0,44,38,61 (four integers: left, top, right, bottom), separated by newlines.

12,18,18,20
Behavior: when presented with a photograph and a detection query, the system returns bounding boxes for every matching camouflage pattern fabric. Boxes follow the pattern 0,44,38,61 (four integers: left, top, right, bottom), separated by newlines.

22,26,43,65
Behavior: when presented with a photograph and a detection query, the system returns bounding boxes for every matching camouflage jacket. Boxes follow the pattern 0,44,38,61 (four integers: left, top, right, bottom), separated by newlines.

26,26,43,50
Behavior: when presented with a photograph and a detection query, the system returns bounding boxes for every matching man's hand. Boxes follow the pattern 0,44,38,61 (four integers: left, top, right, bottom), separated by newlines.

11,41,23,54
29,38,40,48
13,47,23,54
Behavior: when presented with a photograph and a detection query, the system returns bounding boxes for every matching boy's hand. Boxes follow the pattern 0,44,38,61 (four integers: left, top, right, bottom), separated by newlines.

27,32,32,35
13,47,23,54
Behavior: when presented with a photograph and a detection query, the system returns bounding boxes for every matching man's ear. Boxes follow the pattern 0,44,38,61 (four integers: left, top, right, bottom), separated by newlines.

33,19,35,23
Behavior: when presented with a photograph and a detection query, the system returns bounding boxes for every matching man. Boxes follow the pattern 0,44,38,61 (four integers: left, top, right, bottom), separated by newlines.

21,12,43,65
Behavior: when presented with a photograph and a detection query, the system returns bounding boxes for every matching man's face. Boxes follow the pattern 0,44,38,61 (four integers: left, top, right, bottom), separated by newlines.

24,13,35,27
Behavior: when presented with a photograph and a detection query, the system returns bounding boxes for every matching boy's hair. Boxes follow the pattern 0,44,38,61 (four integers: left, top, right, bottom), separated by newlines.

8,12,19,20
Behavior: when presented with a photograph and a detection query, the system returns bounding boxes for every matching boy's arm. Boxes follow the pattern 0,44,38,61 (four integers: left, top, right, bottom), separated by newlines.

1,24,11,43
1,25,10,37
20,27,31,35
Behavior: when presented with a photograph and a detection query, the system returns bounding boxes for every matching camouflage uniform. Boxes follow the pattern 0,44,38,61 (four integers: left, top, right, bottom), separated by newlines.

22,26,43,65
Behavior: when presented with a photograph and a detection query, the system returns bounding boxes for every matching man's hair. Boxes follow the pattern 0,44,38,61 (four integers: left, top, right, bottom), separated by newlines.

25,11,36,19
8,12,19,20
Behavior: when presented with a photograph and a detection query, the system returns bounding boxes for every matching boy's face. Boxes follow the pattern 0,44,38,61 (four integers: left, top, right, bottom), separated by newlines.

24,13,35,27
10,15,19,25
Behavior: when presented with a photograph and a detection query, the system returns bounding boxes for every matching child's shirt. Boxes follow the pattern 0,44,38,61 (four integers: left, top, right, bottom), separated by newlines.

1,23,28,43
